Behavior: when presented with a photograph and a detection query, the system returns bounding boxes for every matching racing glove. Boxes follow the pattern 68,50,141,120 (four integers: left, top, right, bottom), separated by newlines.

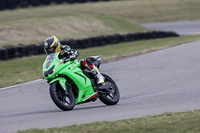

69,55,76,61
60,45,71,55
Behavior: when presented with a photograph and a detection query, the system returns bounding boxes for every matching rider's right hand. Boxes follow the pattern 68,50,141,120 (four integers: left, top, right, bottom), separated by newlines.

61,45,67,49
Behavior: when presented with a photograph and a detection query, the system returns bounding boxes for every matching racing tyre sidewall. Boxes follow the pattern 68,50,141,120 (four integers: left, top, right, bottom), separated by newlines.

49,82,75,111
99,73,120,105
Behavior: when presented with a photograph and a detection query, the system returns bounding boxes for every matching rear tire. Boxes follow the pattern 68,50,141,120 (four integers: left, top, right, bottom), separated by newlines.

99,74,120,105
49,82,75,111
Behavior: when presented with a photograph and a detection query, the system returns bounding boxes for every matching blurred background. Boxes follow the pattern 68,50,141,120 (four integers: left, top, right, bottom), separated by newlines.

0,0,200,88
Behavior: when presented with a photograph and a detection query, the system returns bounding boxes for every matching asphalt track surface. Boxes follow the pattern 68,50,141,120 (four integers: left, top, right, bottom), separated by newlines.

142,20,200,35
1,21,200,132
1,40,200,133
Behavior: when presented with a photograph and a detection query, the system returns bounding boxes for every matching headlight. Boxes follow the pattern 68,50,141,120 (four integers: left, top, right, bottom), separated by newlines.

44,65,55,77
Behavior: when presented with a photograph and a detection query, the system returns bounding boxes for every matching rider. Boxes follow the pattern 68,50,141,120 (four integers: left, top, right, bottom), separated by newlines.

44,36,105,84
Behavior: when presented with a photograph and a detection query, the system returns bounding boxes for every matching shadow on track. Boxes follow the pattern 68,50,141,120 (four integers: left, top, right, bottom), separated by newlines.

7,105,112,118
73,105,107,111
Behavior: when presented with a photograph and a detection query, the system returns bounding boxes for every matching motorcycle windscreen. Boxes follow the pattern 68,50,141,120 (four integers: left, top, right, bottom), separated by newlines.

44,53,56,69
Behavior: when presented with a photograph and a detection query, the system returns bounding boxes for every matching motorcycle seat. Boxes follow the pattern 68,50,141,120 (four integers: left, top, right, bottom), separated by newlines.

87,56,101,68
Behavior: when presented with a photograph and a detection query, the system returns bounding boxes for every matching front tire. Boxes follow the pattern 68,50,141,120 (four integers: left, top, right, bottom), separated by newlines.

99,74,120,105
49,82,75,111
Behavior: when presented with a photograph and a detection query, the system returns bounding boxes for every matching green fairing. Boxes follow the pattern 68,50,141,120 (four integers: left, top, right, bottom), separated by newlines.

49,78,67,91
43,53,95,104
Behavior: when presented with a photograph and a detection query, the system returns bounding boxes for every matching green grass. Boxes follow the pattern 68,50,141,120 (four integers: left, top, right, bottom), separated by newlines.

0,0,200,48
0,35,200,88
18,110,200,133
0,15,148,49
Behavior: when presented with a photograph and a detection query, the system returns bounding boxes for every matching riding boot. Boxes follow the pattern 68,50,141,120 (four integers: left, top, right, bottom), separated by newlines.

91,67,105,84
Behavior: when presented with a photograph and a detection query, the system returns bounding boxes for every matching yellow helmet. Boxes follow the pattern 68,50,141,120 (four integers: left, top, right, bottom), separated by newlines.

44,36,60,55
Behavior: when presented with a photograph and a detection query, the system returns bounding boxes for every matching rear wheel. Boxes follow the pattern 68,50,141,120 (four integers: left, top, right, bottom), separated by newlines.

99,74,120,105
49,82,75,111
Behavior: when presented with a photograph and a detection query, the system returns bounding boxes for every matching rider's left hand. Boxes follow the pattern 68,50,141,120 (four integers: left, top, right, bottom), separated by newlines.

69,55,76,61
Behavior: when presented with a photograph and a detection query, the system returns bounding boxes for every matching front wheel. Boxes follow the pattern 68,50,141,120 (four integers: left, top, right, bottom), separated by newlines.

99,73,120,105
49,82,75,111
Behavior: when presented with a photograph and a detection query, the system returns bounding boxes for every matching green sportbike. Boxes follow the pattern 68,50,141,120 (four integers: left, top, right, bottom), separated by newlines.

43,53,120,111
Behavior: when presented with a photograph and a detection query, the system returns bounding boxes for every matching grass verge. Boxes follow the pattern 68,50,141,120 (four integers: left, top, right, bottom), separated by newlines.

0,15,148,48
0,35,200,88
18,110,200,133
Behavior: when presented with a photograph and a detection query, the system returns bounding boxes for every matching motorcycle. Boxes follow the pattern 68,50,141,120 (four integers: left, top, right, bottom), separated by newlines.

43,52,120,111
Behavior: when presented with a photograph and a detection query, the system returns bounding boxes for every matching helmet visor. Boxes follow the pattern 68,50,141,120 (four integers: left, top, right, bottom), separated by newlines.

44,47,55,55
44,45,61,55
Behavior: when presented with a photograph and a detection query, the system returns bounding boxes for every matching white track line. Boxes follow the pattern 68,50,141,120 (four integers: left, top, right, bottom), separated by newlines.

0,79,43,91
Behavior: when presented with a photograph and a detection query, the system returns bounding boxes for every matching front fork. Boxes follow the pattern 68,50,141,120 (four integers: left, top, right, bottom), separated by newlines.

49,77,68,93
